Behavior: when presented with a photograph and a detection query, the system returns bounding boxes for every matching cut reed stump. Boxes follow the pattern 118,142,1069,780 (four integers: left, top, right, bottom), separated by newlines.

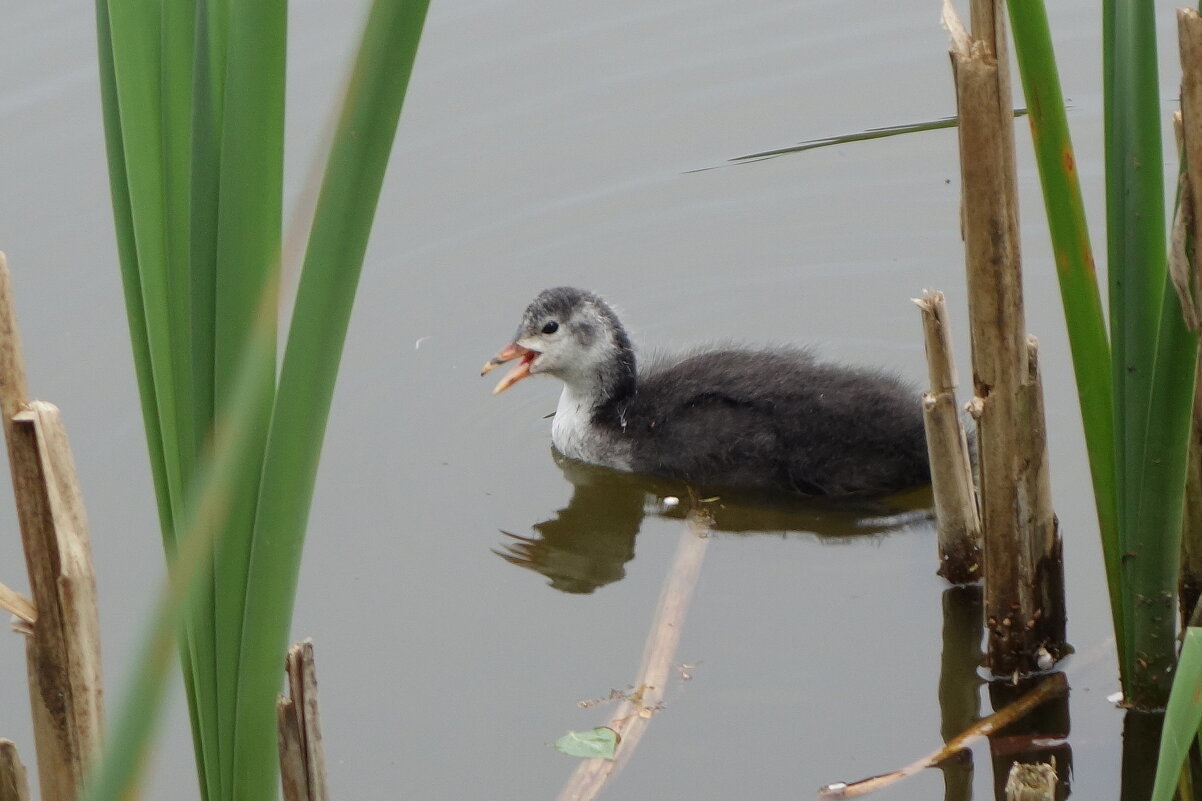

0,252,104,801
916,290,981,583
1004,761,1057,801
278,639,329,801
945,1,1066,676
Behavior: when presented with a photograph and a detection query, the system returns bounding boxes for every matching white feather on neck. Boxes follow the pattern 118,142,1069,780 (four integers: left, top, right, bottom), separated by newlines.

551,383,633,470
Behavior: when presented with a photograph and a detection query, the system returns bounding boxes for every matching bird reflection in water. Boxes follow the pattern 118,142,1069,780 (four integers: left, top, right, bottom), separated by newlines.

495,451,935,594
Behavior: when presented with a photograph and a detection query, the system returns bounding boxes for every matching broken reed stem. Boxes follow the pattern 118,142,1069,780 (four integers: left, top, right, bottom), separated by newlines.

947,4,1063,676
0,583,35,628
1019,340,1066,653
0,255,28,425
0,253,104,801
0,740,31,801
818,672,1067,799
1180,10,1202,286
278,639,329,801
1184,401,1202,625
915,290,981,584
557,508,711,801
969,0,1019,226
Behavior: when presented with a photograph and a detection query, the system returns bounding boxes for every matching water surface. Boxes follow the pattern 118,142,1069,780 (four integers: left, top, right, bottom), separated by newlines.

0,1,1182,798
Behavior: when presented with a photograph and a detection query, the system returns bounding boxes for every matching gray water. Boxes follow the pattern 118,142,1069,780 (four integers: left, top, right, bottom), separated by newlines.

0,0,1183,798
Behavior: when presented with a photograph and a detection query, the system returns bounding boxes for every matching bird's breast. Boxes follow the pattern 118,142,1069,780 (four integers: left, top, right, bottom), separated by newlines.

551,388,633,471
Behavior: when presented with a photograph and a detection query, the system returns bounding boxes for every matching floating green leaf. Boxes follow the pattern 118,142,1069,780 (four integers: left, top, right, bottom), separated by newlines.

554,727,621,760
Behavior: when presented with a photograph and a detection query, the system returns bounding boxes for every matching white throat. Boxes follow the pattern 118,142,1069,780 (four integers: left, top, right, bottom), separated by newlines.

550,384,632,470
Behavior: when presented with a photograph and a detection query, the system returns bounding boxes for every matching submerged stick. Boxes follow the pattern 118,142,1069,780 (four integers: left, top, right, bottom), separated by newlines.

0,254,104,801
557,508,712,801
278,639,329,801
915,290,981,583
817,672,1067,799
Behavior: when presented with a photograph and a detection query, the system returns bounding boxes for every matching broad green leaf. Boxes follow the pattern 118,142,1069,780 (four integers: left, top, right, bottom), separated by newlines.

92,0,429,798
231,1,430,799
1007,0,1121,683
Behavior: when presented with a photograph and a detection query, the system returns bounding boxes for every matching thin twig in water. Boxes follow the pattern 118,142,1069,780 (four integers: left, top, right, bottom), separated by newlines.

817,672,1067,799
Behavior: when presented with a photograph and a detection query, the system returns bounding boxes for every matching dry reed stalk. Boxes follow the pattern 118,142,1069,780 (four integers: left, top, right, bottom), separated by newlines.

944,0,1062,676
0,740,31,801
818,672,1067,799
1018,340,1066,653
556,508,711,801
278,639,329,801
915,290,981,583
1175,10,1202,625
1179,11,1202,279
0,253,104,801
969,0,1018,224
1183,317,1202,624
1184,412,1202,624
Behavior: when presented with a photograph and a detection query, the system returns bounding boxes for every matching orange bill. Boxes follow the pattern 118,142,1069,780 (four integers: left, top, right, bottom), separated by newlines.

481,342,537,394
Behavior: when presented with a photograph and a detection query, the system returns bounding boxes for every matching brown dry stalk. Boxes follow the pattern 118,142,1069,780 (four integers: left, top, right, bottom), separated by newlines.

915,290,981,583
0,253,104,801
1180,9,1202,294
1177,8,1202,628
278,640,329,801
945,0,1061,676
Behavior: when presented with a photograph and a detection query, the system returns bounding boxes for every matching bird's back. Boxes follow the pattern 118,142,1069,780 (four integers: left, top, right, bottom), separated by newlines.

623,348,930,495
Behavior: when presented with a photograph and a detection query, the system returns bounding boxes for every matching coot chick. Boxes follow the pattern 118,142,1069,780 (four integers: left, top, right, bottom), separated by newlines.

482,287,930,496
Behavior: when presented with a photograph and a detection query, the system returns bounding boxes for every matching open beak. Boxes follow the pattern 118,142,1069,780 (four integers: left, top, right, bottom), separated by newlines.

481,342,538,394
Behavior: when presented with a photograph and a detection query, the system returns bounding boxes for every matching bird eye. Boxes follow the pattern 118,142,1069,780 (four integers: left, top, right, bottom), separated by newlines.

541,321,559,334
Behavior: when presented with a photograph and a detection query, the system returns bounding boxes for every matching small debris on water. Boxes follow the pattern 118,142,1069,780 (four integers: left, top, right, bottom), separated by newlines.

577,688,628,709
1106,691,1124,705
819,781,848,799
